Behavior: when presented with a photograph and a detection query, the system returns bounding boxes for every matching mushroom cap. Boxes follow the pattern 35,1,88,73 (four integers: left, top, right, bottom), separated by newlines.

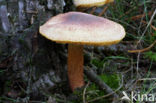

39,12,125,46
73,0,114,8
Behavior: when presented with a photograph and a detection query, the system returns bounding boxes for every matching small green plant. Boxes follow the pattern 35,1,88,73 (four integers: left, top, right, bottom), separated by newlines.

144,51,156,61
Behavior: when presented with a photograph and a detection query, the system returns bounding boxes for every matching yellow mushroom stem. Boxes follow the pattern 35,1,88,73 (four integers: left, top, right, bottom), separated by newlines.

68,44,84,91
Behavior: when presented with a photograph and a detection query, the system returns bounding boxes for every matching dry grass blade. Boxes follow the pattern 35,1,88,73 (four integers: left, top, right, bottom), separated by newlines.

128,40,156,53
119,6,137,18
138,78,156,81
83,82,90,103
130,11,152,20
137,9,156,45
141,20,156,31
151,25,156,31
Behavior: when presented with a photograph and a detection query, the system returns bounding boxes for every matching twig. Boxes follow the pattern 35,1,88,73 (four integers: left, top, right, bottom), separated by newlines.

90,7,96,14
98,6,108,16
83,82,90,103
84,67,119,101
128,40,156,53
136,52,140,77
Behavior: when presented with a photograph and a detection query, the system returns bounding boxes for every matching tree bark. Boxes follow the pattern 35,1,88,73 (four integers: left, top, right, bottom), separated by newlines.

0,0,73,100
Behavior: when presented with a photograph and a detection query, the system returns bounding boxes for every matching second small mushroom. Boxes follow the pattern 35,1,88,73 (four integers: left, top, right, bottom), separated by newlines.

73,0,114,8
39,12,125,91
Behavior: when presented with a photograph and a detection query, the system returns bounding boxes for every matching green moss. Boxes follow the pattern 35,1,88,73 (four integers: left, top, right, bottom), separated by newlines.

144,51,156,62
91,59,105,68
86,74,121,103
100,74,120,89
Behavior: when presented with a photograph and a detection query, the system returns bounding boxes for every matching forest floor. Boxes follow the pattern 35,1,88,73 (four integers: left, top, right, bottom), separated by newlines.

0,0,156,103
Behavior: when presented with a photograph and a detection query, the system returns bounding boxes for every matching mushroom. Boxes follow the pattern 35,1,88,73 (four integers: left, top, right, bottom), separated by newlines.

39,12,125,91
73,0,114,8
